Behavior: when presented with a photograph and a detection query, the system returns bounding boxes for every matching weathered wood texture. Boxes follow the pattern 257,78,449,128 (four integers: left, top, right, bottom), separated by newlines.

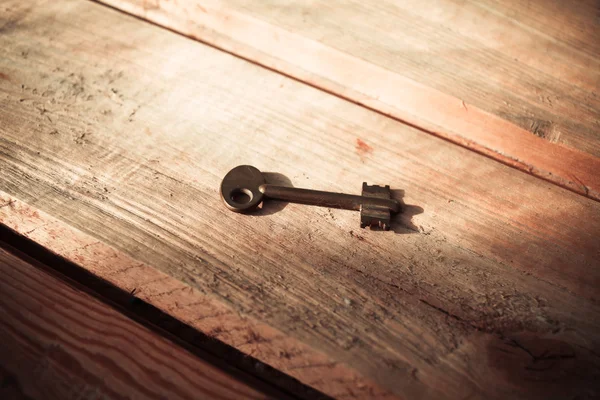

97,0,600,200
0,195,389,400
1,1,600,399
0,244,283,400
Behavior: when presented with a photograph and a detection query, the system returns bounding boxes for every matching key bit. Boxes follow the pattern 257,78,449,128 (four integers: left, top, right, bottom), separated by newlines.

220,165,401,230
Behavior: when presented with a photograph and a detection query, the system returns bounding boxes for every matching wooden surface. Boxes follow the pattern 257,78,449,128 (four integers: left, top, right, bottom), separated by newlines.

0,195,387,399
1,1,600,399
0,244,286,400
97,0,600,200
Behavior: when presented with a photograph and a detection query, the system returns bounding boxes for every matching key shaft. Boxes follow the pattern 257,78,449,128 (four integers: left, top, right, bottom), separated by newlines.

258,184,400,213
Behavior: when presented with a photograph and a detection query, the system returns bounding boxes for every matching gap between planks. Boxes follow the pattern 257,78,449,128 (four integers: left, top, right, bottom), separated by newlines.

0,241,300,400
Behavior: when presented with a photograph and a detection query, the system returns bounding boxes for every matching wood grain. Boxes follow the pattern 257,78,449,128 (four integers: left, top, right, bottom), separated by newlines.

96,0,600,200
0,245,284,400
1,1,600,399
0,194,392,400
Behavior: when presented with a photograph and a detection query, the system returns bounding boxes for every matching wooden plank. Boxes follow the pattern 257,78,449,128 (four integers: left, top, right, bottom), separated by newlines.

0,244,287,400
95,0,600,200
0,195,392,400
1,1,600,399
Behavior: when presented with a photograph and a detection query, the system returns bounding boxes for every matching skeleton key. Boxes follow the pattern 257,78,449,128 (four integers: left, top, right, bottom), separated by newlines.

220,165,401,230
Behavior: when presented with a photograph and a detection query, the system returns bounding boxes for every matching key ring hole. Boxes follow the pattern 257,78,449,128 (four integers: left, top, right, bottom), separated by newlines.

230,188,253,205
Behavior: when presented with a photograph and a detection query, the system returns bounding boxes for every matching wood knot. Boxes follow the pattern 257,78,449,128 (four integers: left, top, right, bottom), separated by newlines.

486,332,592,397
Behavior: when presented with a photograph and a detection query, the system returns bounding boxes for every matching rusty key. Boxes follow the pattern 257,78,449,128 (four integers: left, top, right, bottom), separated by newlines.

220,165,401,230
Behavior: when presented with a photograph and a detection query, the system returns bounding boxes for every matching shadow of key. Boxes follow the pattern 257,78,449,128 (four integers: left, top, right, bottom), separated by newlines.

390,189,424,234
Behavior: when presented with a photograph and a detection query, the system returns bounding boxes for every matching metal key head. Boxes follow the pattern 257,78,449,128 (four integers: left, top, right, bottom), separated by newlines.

220,165,265,212
360,183,395,230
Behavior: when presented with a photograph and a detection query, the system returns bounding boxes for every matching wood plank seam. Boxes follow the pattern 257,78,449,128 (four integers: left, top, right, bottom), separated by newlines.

0,243,294,400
